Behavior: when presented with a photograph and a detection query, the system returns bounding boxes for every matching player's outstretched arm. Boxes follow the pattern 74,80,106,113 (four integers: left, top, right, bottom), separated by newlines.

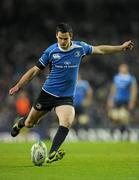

92,40,134,55
9,66,41,96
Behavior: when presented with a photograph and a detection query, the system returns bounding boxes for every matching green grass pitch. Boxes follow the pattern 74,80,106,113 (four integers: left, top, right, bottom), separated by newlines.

0,141,139,180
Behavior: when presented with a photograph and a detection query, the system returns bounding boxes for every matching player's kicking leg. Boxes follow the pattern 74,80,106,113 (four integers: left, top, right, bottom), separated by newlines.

11,107,46,137
11,117,26,137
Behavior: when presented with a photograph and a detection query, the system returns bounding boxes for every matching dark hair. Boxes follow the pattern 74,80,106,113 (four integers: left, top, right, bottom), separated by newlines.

56,22,73,34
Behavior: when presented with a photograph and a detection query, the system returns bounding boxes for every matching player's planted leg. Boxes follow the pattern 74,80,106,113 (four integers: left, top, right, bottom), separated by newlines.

49,126,69,153
46,126,69,163
11,117,26,137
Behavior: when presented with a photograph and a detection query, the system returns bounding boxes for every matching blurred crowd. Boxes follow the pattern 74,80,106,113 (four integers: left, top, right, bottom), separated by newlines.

0,0,139,138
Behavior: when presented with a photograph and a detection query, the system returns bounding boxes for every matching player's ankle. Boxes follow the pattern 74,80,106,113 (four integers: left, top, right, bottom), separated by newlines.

18,116,26,128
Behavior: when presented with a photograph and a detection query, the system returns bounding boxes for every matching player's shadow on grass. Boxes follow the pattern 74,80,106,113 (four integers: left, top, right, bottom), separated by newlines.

0,165,36,168
0,164,56,168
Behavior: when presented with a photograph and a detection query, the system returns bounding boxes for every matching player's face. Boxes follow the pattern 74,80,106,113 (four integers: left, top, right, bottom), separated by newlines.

56,32,72,50
119,64,129,74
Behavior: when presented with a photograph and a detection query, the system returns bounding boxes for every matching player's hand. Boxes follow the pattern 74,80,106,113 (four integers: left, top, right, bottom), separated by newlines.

122,40,134,51
9,85,20,96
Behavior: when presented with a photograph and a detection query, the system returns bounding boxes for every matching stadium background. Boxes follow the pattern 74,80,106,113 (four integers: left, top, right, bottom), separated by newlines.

0,0,139,141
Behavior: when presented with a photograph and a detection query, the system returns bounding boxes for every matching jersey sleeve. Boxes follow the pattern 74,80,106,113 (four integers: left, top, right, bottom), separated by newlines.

39,49,50,67
80,41,93,55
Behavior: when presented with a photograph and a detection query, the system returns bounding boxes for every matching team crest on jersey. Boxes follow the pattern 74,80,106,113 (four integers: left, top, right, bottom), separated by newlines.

52,53,61,60
74,51,80,57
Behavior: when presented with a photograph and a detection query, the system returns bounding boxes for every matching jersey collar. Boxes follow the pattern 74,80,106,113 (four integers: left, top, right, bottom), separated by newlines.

58,41,74,52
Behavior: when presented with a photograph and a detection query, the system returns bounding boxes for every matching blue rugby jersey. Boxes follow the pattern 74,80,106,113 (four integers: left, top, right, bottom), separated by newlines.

113,73,137,102
39,41,93,97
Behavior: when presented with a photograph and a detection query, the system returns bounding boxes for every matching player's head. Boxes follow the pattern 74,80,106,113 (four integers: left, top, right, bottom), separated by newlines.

56,23,73,50
119,63,129,74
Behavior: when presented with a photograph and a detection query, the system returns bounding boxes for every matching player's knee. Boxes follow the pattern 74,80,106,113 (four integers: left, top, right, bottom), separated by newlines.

66,121,72,128
60,119,73,128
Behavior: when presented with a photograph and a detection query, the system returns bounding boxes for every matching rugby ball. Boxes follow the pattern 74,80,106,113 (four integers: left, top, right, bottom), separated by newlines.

31,141,47,166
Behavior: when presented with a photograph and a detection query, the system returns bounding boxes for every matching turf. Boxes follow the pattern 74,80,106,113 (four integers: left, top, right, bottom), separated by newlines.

0,141,139,180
